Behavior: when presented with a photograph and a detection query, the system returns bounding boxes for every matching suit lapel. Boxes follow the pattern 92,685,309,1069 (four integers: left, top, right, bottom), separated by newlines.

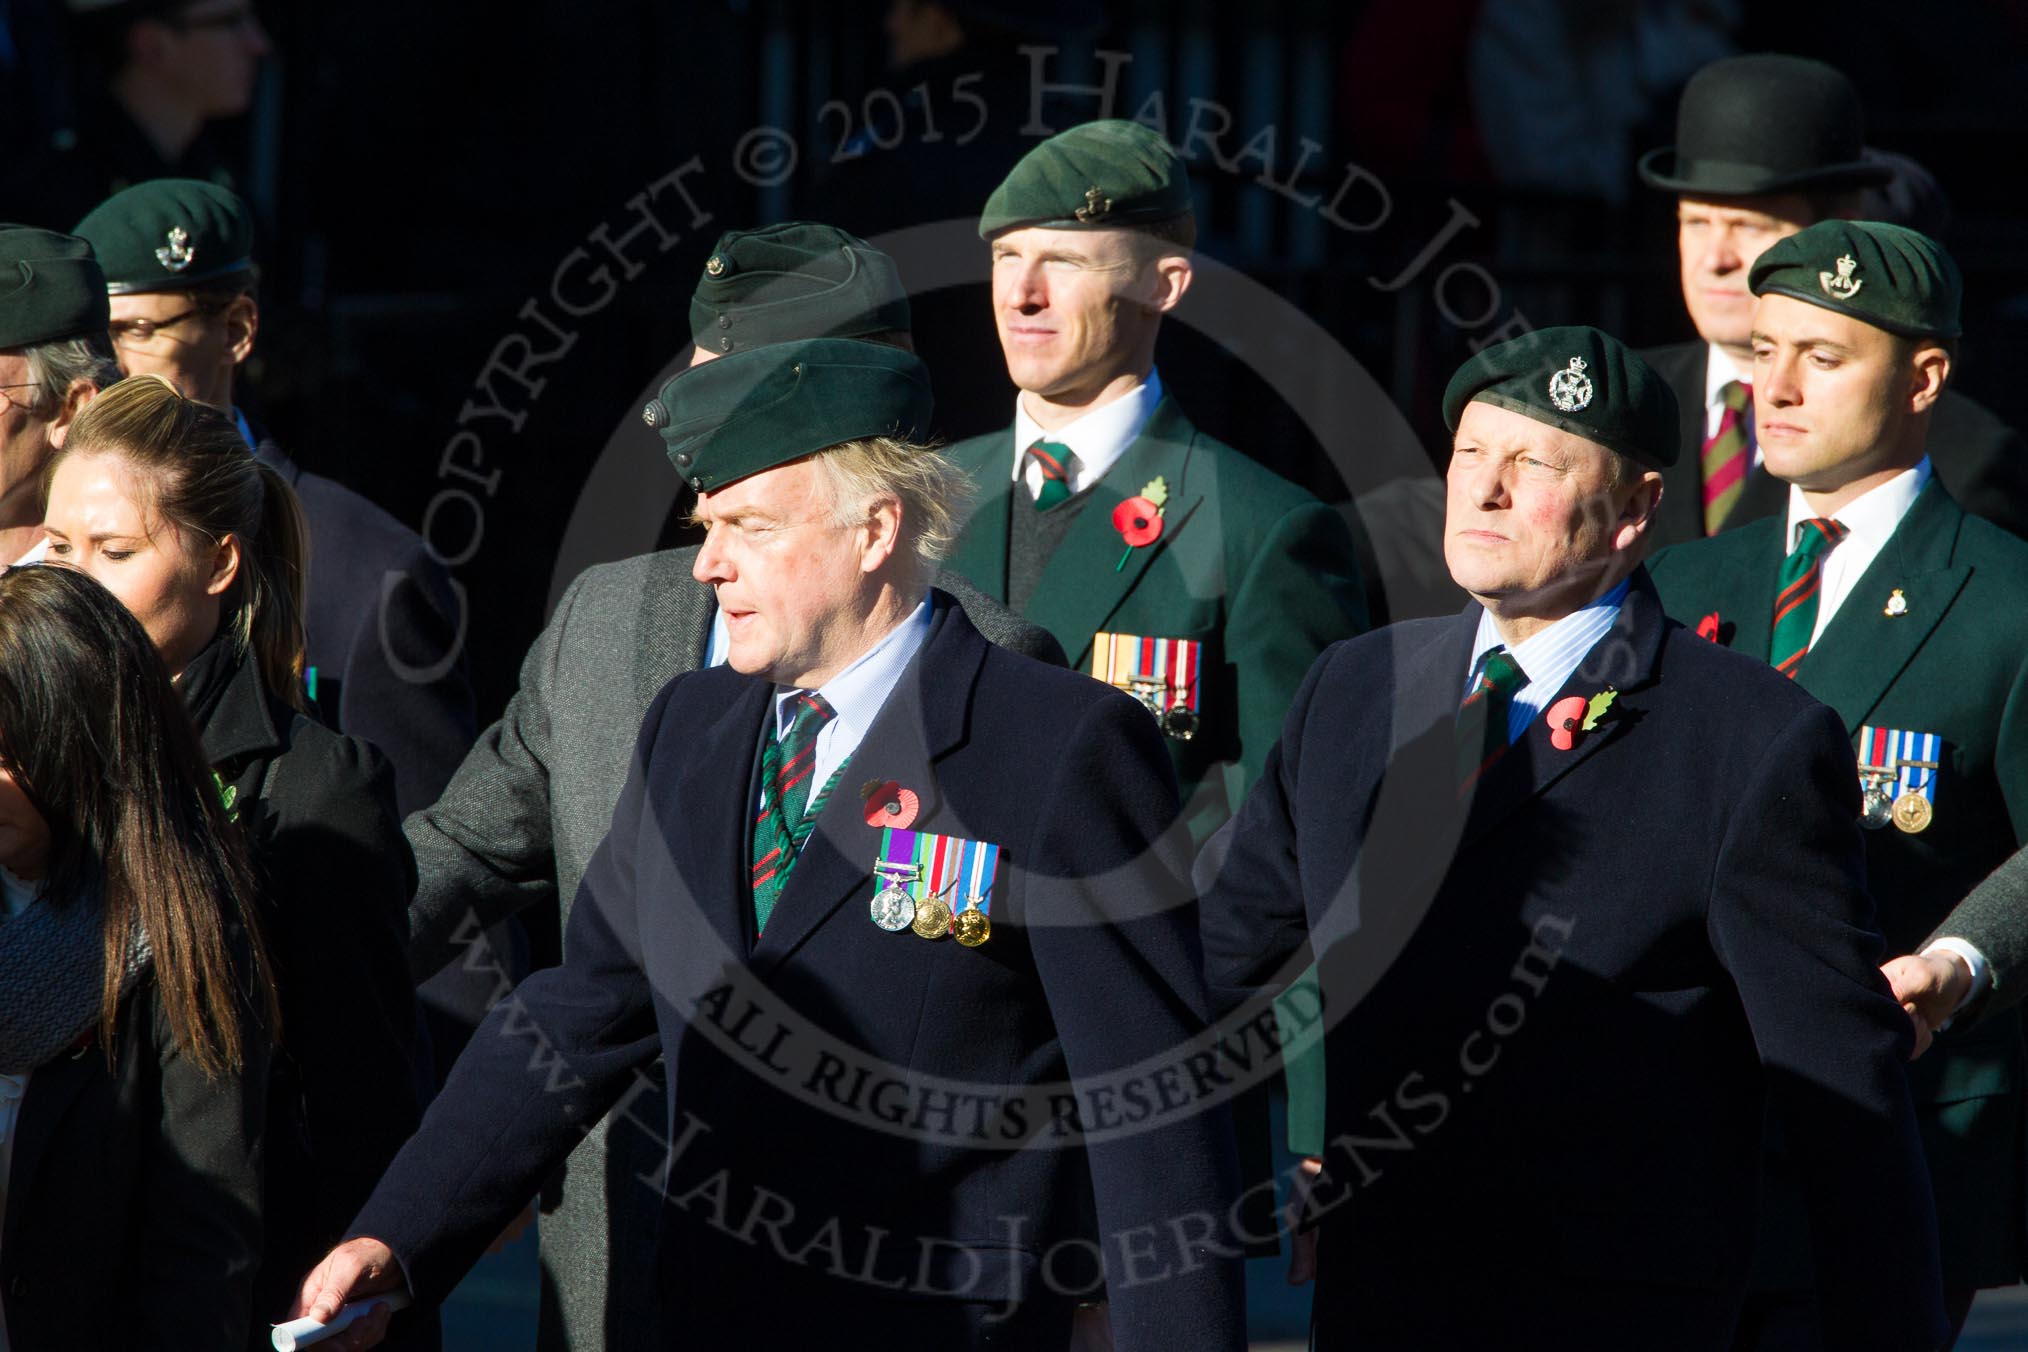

657,673,772,961
945,436,1014,602
1797,483,1970,733
1458,575,1669,852
1022,398,1206,668
1700,516,1786,662
748,600,982,977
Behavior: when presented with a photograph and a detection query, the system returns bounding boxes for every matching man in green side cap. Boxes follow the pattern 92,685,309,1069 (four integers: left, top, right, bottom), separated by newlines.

0,224,119,563
298,337,1246,1352
399,221,1060,1352
1650,219,2028,1348
1200,324,1945,1350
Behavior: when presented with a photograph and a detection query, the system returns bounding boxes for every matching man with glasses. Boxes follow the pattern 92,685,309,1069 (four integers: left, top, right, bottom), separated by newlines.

0,225,116,564
2,0,269,227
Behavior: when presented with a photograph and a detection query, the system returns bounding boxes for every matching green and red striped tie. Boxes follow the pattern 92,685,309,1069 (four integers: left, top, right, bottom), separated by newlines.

751,692,842,933
1027,439,1075,510
1457,646,1526,795
1701,380,1752,535
1771,517,1849,678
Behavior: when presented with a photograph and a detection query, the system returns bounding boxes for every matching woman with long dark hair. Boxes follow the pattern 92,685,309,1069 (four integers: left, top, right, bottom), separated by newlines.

41,374,430,1349
0,563,277,1349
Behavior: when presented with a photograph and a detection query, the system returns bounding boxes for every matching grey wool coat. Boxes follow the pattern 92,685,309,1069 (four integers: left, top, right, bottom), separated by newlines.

402,545,1063,1352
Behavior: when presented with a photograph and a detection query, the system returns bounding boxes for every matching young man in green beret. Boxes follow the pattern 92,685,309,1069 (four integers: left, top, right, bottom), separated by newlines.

0,225,117,564
401,222,1060,1352
943,118,1368,851
298,337,1245,1352
1201,324,1945,1351
1649,219,2028,1348
1636,52,2028,546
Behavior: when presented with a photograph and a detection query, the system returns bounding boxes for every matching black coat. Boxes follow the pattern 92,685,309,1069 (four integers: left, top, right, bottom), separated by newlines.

354,598,1246,1350
1197,575,1946,1351
0,971,269,1351
1644,340,2028,547
189,643,432,1347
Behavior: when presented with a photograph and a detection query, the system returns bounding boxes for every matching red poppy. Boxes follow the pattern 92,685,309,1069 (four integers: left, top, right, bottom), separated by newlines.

1112,496,1164,549
862,781,920,829
1696,612,1721,642
1545,695,1588,752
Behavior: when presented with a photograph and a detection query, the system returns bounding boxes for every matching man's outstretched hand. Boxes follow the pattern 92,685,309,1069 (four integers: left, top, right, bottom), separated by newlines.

289,1236,407,1351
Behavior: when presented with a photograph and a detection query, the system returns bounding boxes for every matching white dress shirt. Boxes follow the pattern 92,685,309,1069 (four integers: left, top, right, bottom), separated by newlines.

1009,368,1164,502
763,596,933,825
1465,577,1632,745
1783,458,1930,646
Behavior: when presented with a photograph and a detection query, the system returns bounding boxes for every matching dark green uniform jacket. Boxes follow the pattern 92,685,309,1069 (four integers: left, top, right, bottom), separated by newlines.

1651,480,2028,1288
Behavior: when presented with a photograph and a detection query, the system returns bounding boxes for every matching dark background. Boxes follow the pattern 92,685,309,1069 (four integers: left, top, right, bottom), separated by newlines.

8,0,2027,724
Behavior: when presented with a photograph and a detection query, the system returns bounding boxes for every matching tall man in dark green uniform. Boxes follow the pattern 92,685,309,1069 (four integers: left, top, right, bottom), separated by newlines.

943,118,1367,845
1649,220,2028,1349
1637,53,2028,546
939,120,1368,1201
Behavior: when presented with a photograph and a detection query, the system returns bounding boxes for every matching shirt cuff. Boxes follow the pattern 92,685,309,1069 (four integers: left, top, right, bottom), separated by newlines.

1923,937,1991,1024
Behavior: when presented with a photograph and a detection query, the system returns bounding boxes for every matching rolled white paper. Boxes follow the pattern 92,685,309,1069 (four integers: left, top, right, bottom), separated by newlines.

270,1290,412,1350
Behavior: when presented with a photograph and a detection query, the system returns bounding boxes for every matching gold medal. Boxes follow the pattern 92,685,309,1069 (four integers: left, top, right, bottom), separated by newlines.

954,905,991,947
1892,790,1933,834
911,895,954,940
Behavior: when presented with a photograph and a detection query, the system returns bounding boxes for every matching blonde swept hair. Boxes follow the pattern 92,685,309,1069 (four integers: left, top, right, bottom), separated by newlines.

812,435,974,566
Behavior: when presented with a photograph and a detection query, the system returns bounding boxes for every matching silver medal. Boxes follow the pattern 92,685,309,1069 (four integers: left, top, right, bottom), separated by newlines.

870,884,917,931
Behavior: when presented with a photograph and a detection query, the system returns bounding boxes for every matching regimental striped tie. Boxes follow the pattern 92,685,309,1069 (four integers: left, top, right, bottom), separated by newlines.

1027,439,1076,510
1457,646,1527,796
1771,517,1849,679
751,692,842,933
1701,380,1753,535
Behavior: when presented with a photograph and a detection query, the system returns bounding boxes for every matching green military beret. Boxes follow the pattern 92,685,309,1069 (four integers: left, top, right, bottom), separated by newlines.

1748,219,1961,340
978,119,1192,238
73,179,253,295
0,226,109,350
1443,325,1680,469
688,222,910,357
644,337,934,493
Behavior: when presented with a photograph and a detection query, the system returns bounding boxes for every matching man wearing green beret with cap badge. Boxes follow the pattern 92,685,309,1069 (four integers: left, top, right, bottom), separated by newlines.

1636,52,2028,547
399,222,1059,1352
943,118,1367,850
0,224,119,564
1199,323,1946,1349
1650,219,2028,1348
299,337,1246,1351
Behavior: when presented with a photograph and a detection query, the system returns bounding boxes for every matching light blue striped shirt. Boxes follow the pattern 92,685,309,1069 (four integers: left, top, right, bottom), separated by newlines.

1466,577,1632,745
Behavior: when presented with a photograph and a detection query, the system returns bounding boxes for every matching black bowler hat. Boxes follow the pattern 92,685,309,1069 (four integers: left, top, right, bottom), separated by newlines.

1638,54,1893,197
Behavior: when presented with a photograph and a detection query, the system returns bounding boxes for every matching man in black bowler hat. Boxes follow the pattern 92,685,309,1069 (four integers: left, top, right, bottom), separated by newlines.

298,338,1244,1351
1198,325,1945,1350
1636,52,2028,546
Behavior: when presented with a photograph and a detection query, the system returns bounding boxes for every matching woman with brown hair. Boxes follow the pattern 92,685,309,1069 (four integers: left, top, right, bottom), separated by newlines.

40,374,431,1350
0,563,276,1349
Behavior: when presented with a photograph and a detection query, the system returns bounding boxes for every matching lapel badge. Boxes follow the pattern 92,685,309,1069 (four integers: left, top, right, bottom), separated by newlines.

1547,357,1592,412
1884,588,1909,617
1696,611,1722,642
1820,254,1864,301
1093,632,1202,741
155,225,194,273
1074,185,1113,223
